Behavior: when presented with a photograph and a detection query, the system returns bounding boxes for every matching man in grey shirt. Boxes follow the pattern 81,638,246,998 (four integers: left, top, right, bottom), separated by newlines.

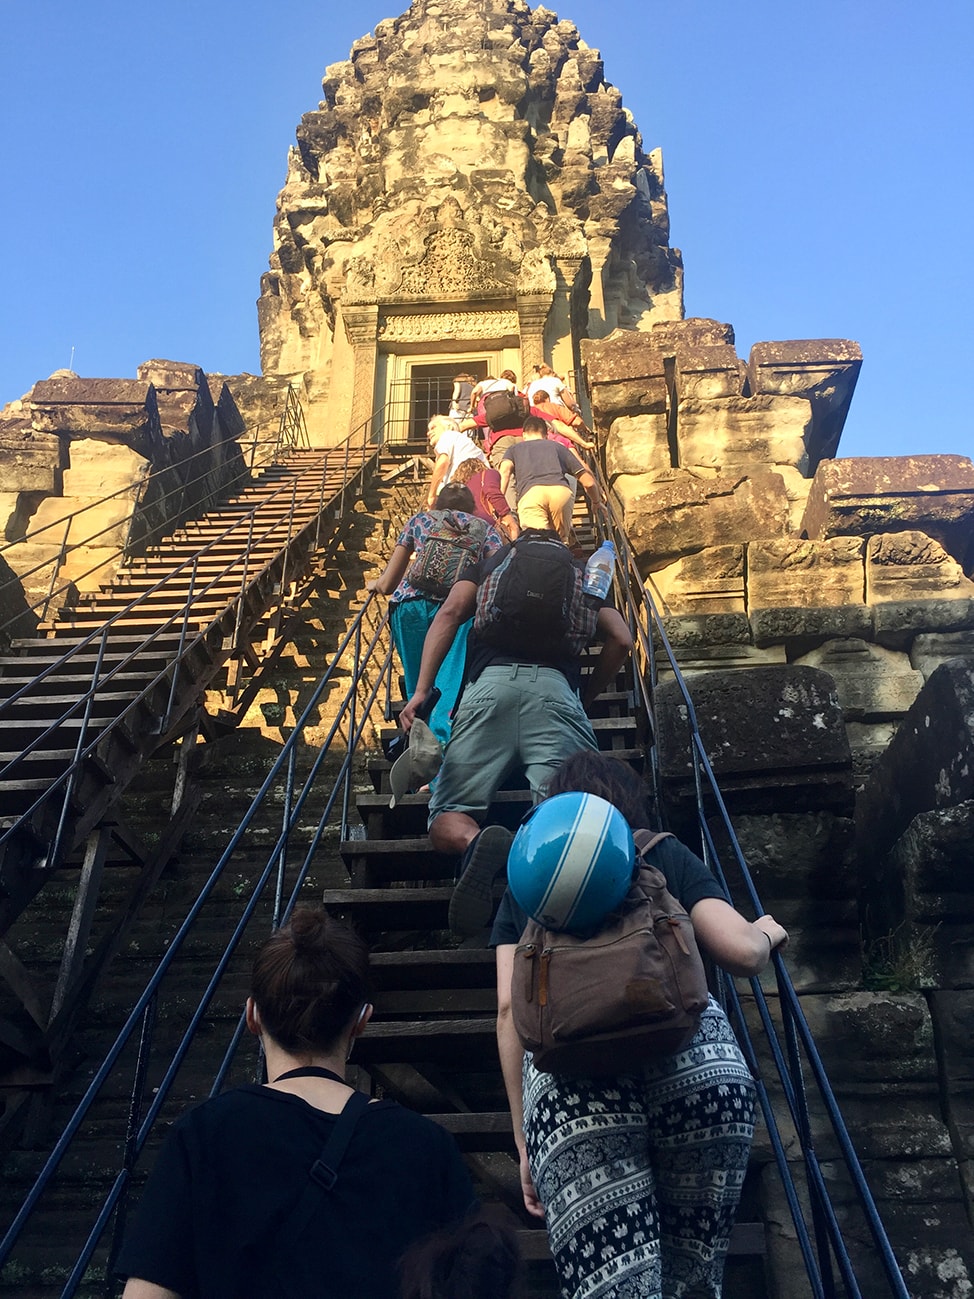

499,416,602,542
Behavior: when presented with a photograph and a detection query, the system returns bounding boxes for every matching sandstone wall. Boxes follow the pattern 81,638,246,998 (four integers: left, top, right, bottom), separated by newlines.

584,321,974,1292
0,364,252,620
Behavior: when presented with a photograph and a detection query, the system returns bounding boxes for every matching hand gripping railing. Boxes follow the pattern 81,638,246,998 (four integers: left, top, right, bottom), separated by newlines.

584,463,910,1299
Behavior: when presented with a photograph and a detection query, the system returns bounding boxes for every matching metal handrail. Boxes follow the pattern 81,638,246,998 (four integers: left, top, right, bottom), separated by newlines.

0,589,394,1283
0,458,339,759
0,457,909,1297
0,428,379,890
0,424,374,719
586,463,910,1299
0,410,286,639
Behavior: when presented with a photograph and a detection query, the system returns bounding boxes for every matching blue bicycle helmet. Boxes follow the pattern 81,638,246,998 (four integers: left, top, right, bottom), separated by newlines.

507,792,635,934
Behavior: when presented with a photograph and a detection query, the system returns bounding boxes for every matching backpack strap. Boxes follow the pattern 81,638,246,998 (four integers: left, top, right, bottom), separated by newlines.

280,1089,371,1247
632,829,674,859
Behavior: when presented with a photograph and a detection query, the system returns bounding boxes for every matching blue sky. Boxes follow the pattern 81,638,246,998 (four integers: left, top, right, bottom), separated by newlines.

1,0,971,459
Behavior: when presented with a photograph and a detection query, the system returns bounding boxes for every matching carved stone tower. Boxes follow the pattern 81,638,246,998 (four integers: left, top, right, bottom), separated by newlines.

257,0,683,443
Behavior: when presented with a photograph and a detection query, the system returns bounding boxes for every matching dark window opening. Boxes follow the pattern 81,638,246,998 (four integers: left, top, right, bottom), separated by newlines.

407,361,488,442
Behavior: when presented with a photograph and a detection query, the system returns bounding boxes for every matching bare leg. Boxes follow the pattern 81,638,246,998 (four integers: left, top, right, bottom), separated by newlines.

429,810,480,855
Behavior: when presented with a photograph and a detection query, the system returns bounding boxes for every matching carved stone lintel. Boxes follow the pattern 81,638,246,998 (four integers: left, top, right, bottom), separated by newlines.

377,310,519,343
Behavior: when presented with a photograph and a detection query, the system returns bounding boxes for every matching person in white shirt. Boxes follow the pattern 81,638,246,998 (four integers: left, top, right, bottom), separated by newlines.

426,415,487,509
525,364,578,412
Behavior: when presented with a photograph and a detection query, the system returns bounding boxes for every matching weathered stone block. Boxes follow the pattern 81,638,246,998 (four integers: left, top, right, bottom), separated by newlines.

793,639,924,721
653,613,754,656
604,412,669,477
28,377,161,456
931,991,974,1160
801,455,974,569
725,812,856,901
619,469,792,571
656,665,853,815
887,803,974,918
762,1152,974,1299
866,532,974,640
677,394,812,473
0,552,38,648
649,317,735,351
747,338,862,467
672,344,743,402
712,812,860,990
655,642,787,677
910,631,974,680
581,331,667,420
650,545,745,616
845,720,899,762
0,424,61,493
747,537,871,645
856,659,974,898
802,991,938,1088
876,806,974,984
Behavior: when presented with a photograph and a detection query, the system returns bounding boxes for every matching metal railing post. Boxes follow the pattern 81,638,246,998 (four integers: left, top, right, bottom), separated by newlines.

40,518,72,625
47,622,110,870
101,992,158,1298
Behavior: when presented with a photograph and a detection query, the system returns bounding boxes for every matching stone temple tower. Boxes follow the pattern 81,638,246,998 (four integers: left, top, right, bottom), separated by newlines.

257,0,683,444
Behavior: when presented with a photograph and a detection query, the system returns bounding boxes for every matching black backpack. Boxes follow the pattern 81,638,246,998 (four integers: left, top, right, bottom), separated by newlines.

482,389,530,432
474,533,598,658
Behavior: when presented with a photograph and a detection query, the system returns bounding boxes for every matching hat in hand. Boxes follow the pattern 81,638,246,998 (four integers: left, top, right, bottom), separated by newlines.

388,718,443,808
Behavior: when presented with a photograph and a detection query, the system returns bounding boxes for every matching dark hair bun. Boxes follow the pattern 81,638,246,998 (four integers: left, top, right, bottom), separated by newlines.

251,908,370,1054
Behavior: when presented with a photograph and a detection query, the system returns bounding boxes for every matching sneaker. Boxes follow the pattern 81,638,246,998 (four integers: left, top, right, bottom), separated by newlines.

448,825,515,936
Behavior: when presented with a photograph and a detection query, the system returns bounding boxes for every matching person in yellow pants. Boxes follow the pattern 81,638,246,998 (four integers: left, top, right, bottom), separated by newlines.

498,416,601,543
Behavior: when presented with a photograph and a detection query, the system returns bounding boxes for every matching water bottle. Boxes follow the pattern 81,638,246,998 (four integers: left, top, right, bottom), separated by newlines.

583,540,615,600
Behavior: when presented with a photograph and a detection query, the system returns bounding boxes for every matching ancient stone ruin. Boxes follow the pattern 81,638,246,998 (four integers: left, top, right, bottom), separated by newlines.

0,0,971,1293
258,0,682,441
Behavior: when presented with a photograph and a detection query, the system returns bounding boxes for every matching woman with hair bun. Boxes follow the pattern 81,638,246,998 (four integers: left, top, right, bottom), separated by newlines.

119,909,475,1299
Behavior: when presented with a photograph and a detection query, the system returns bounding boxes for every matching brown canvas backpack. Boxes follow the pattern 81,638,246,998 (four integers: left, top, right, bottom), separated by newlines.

511,830,710,1076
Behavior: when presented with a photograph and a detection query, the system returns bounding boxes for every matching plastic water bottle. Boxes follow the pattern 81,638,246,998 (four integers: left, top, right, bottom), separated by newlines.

583,540,615,600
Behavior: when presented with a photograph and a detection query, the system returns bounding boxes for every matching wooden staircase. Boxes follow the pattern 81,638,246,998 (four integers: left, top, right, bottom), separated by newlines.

0,445,375,1112
0,471,767,1297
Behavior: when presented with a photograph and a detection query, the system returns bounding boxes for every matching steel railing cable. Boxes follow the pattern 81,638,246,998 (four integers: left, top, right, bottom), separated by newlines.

584,454,910,1299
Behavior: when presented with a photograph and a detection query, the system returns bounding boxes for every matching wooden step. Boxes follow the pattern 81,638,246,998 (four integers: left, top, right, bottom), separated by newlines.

321,885,453,931
340,835,457,882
